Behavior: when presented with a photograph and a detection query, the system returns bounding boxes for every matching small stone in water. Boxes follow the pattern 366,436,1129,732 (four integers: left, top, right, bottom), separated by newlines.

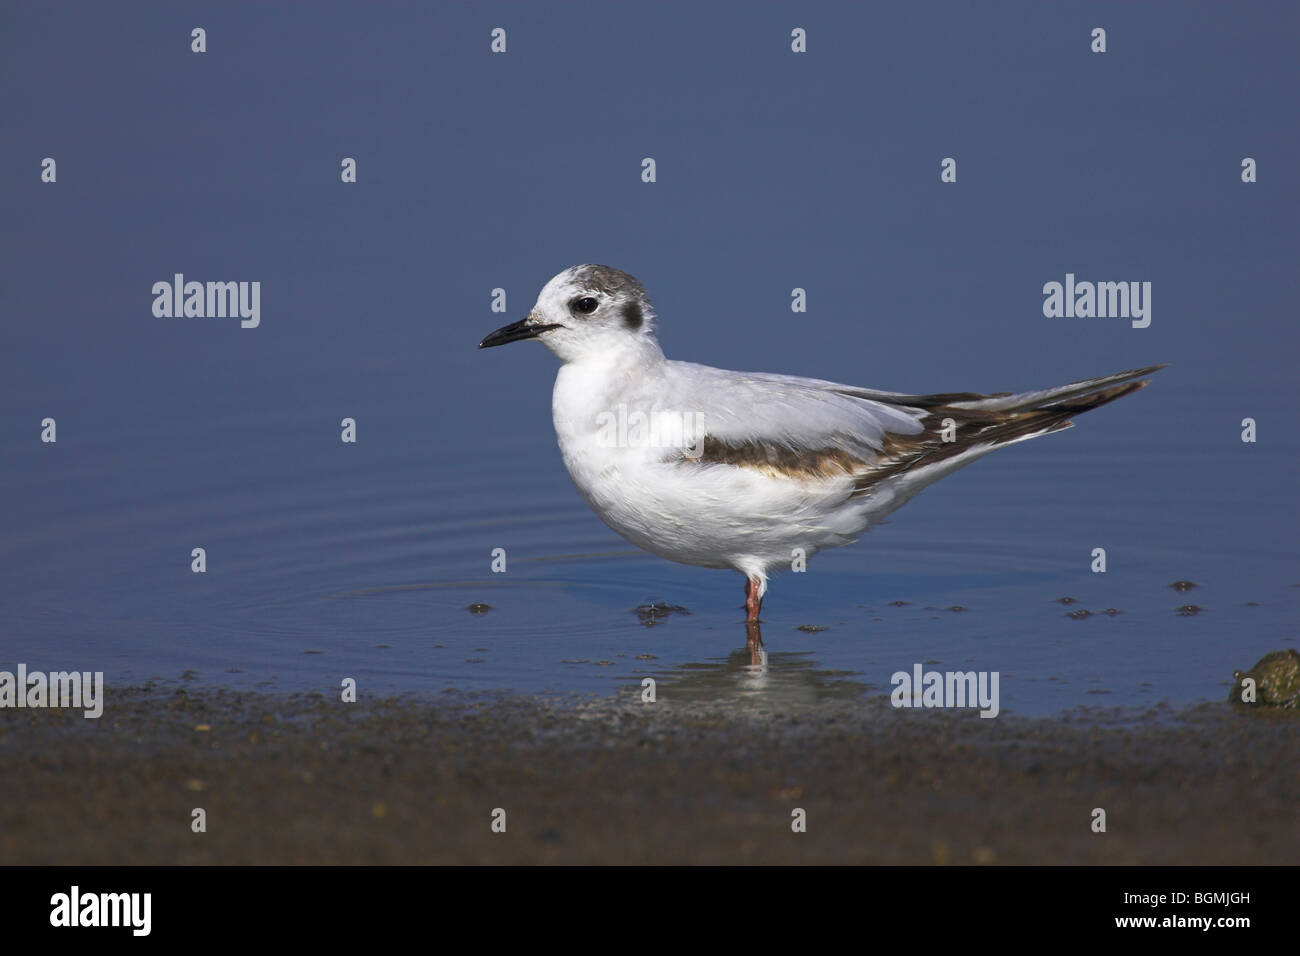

1229,649,1300,708
635,602,690,626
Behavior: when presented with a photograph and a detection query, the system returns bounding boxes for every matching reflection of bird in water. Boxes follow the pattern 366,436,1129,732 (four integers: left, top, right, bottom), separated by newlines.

638,625,876,706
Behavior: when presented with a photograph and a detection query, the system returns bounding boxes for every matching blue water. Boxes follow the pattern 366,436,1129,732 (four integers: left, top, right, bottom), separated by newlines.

2,3,1296,716
2,363,1294,715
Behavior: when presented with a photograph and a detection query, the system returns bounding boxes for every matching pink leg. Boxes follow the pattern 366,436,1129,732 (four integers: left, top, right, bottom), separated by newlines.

743,577,764,656
744,575,763,624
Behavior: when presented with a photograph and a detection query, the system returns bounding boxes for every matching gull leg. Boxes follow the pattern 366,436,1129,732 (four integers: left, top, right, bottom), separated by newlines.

742,577,765,661
744,575,763,624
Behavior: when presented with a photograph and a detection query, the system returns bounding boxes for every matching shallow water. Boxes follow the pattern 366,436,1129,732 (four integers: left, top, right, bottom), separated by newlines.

2,4,1295,719
3,366,1294,717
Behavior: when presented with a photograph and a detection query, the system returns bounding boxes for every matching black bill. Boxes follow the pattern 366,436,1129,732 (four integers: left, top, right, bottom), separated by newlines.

478,316,561,349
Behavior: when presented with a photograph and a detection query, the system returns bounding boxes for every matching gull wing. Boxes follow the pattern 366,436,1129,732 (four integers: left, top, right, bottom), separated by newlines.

658,361,1166,488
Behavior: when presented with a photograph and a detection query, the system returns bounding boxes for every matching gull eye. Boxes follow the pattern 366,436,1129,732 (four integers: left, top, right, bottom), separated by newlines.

570,296,599,316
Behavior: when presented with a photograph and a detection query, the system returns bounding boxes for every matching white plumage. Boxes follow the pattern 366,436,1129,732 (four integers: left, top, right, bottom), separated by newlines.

481,264,1163,627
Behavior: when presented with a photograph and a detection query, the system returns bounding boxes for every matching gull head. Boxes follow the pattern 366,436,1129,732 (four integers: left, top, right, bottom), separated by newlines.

479,264,659,364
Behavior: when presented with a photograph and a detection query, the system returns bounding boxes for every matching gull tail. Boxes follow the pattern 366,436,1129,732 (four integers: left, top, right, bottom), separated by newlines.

851,364,1167,495
943,364,1169,414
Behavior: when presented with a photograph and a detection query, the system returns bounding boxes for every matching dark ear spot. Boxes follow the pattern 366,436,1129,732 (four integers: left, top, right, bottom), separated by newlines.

621,301,643,331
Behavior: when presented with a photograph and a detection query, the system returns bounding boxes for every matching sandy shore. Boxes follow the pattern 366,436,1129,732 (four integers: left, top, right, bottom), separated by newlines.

0,683,1294,865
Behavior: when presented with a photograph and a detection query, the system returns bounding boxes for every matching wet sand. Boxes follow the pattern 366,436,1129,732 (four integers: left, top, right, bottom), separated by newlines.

0,683,1295,865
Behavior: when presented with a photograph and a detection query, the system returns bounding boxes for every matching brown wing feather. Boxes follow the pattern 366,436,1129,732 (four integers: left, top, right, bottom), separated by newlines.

851,378,1151,492
687,378,1154,491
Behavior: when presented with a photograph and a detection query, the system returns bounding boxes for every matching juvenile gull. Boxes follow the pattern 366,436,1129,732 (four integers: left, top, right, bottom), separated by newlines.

480,264,1164,629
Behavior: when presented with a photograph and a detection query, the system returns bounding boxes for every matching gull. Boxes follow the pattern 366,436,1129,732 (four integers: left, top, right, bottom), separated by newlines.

480,264,1164,630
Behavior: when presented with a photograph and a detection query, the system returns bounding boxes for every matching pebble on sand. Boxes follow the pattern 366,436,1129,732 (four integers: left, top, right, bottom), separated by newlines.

1230,649,1300,708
